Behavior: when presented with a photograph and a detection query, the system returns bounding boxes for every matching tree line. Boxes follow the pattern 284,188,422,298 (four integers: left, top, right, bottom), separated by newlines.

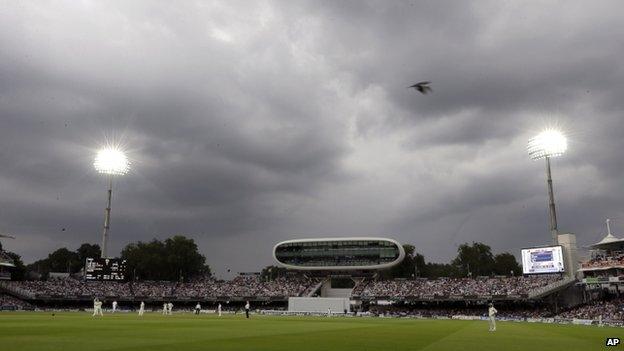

8,237,520,281
20,235,209,281
379,242,522,280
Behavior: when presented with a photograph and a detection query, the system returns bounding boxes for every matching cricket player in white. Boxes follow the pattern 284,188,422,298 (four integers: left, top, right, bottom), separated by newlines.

327,308,331,317
92,298,103,317
217,303,222,317
138,301,145,316
195,303,201,315
162,302,168,315
112,300,118,313
167,302,173,315
488,303,497,332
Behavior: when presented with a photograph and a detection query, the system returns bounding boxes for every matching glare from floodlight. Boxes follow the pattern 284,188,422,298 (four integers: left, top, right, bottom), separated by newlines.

94,148,130,175
527,129,567,160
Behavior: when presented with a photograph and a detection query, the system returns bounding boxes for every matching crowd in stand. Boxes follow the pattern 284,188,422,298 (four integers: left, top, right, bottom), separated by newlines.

556,298,624,320
368,305,553,319
172,275,318,298
581,254,624,269
356,275,561,298
1,275,561,300
3,273,624,322
132,281,176,297
1,275,320,299
3,279,132,297
0,293,33,308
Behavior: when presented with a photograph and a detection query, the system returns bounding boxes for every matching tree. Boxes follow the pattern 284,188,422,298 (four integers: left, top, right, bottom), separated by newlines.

451,242,495,277
422,262,460,278
121,235,209,281
46,248,80,273
380,244,425,279
24,243,99,278
493,252,522,276
122,240,168,281
26,258,50,277
4,251,26,280
260,265,289,281
76,243,101,266
164,235,209,281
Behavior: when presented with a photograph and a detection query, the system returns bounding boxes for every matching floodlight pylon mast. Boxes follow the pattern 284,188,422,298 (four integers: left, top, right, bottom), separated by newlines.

101,175,113,258
545,156,558,245
94,147,129,258
528,129,567,246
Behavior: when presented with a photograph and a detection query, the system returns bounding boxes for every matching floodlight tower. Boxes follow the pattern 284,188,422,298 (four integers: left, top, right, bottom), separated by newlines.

527,130,567,245
93,148,130,258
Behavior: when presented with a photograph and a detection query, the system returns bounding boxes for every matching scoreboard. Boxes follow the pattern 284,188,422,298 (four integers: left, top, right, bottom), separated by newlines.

85,257,127,281
521,246,565,274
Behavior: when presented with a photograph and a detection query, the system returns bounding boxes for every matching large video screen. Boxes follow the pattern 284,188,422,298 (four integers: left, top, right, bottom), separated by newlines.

85,258,127,281
521,246,564,274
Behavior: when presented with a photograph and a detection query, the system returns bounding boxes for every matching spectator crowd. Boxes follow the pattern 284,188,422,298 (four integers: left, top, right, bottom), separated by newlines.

1,275,320,299
368,305,553,319
173,275,320,298
581,254,624,269
355,275,561,298
2,273,624,322
3,279,132,298
0,293,33,309
556,298,624,321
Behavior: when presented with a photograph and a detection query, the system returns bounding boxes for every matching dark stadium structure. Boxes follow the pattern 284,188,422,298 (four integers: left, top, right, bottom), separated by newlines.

2,228,624,325
273,237,405,270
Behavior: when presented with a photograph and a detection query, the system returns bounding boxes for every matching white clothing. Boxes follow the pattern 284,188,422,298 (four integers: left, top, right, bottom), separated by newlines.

218,304,222,317
488,306,497,317
167,302,173,315
138,302,145,316
93,300,103,317
112,301,117,313
488,306,497,331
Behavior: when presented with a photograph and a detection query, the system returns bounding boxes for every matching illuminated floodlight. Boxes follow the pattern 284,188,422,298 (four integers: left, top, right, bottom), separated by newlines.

94,148,130,175
527,129,568,246
93,146,130,258
527,130,567,160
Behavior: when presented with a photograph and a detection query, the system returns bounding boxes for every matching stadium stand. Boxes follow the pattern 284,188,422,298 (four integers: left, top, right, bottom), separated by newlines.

2,278,133,299
2,275,562,301
172,275,319,298
132,281,176,298
581,255,624,269
555,298,624,321
0,293,32,309
367,304,554,319
0,275,321,301
355,275,562,299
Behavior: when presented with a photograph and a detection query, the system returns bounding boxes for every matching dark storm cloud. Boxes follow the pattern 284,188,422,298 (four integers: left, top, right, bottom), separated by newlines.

1,0,623,275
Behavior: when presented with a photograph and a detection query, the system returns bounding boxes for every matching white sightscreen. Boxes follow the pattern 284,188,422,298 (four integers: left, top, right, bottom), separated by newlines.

288,297,350,313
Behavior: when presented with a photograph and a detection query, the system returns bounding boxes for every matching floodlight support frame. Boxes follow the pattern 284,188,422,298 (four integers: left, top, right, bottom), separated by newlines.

101,175,113,258
545,156,559,245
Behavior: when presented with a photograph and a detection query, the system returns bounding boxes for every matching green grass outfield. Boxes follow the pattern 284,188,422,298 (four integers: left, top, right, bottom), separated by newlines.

0,312,621,351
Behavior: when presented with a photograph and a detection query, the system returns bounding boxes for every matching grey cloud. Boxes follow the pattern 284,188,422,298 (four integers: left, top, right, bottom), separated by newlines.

1,1,623,276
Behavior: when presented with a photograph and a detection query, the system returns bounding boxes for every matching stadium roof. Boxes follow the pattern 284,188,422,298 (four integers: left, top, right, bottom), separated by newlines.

590,233,624,248
0,251,15,267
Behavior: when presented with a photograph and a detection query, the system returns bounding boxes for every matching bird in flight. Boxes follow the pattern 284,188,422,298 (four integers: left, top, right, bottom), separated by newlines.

408,81,432,94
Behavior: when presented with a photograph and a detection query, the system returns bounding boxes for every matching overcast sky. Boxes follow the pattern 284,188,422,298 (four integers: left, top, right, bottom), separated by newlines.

1,0,623,277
